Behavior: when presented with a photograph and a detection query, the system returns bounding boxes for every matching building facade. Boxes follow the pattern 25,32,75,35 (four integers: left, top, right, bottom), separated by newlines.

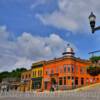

31,61,45,91
0,78,20,92
19,45,100,92
20,70,32,92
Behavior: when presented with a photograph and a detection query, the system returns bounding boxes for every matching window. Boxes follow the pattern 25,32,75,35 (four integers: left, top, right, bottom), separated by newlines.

33,71,36,77
39,70,42,76
46,70,48,75
97,78,99,81
59,77,62,85
80,67,84,74
60,66,63,73
64,77,66,85
26,75,27,79
72,77,74,80
76,66,78,72
64,65,67,73
29,74,31,78
38,70,40,76
72,65,74,72
33,71,34,76
22,75,24,79
81,78,84,85
68,65,71,72
51,69,54,74
68,76,70,80
75,77,78,85
56,67,58,73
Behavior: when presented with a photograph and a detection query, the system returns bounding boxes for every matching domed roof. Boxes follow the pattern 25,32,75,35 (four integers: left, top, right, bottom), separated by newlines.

62,44,75,57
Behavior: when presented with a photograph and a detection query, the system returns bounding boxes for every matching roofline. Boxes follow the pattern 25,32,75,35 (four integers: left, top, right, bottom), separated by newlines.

45,56,91,65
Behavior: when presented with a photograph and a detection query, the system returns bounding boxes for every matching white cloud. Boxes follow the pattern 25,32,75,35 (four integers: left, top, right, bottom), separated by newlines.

30,0,48,9
36,0,100,33
0,26,77,72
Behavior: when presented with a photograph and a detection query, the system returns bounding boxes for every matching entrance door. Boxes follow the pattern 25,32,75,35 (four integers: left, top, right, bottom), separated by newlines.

51,78,56,85
81,78,84,85
75,77,78,87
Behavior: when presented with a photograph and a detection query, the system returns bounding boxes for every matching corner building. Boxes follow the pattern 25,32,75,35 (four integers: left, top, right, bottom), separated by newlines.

43,45,100,90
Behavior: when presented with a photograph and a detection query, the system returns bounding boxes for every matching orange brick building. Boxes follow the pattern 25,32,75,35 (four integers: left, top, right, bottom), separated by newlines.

43,45,100,90
19,44,100,92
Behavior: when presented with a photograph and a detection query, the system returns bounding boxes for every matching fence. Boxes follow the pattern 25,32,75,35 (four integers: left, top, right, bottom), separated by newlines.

0,89,100,98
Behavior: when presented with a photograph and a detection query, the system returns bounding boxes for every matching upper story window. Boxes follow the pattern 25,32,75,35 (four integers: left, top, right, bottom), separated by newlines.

51,69,54,74
38,70,40,76
56,67,58,73
60,66,63,73
39,70,42,77
34,71,36,77
46,69,48,75
68,65,71,72
26,75,28,79
33,71,34,77
22,75,24,79
72,65,74,73
29,74,31,78
80,67,85,74
64,65,67,73
76,66,78,72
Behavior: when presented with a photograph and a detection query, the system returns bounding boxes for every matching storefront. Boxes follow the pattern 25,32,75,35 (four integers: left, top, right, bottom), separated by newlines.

32,77,42,90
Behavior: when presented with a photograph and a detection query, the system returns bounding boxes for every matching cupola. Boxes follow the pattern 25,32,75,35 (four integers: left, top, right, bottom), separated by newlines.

62,44,75,57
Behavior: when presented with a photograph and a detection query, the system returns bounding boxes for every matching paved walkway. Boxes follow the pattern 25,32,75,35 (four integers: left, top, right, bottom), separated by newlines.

0,83,100,100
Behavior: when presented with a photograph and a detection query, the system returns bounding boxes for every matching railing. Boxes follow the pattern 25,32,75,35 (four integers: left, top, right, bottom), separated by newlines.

0,89,100,98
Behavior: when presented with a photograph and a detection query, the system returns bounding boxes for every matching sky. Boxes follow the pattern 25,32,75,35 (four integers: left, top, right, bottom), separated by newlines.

0,0,100,72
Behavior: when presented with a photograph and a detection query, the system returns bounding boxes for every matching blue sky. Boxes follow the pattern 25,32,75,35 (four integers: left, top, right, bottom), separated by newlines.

0,0,100,71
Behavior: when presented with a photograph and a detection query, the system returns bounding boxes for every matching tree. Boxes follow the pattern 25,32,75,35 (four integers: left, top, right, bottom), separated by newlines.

90,56,100,63
87,56,100,76
0,68,27,82
87,66,100,76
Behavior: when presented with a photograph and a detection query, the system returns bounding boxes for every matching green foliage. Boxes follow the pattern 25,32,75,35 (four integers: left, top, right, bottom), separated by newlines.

87,66,100,76
0,68,27,82
90,56,100,63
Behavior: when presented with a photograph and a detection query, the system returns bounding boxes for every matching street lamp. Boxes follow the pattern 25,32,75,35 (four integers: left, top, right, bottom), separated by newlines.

89,12,100,33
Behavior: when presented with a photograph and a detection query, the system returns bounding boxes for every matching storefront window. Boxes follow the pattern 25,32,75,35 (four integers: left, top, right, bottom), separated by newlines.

64,77,66,85
59,77,62,85
68,76,70,80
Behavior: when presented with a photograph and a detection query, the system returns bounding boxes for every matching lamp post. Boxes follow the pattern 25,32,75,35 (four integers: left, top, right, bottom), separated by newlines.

89,12,100,33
